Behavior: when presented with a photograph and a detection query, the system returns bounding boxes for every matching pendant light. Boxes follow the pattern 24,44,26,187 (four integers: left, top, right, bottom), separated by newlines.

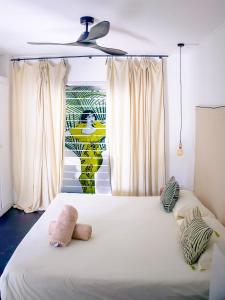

177,43,184,156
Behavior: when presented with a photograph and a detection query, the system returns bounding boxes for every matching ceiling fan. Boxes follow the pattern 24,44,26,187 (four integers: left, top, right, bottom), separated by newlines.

28,16,127,56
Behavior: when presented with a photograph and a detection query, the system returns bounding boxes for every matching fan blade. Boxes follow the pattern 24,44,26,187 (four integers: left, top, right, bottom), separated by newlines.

27,42,80,46
27,40,127,56
80,21,110,42
92,44,127,55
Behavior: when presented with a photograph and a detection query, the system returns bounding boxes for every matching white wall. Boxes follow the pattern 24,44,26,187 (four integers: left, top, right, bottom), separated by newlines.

189,23,225,107
0,55,10,77
166,53,195,190
67,57,106,83
0,55,12,215
167,23,225,190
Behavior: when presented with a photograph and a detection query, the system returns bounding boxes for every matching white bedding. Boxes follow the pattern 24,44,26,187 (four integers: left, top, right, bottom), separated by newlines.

0,192,210,300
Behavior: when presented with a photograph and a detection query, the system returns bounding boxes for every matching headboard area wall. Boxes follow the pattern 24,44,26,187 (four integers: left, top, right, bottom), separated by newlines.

194,106,225,226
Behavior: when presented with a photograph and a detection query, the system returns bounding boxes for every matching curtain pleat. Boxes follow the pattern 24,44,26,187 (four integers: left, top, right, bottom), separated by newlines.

107,58,165,196
12,60,67,212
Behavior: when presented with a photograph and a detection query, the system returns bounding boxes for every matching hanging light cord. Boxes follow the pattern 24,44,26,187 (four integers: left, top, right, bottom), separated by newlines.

178,43,184,147
179,45,182,146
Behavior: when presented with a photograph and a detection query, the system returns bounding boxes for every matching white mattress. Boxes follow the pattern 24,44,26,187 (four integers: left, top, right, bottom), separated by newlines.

0,193,210,300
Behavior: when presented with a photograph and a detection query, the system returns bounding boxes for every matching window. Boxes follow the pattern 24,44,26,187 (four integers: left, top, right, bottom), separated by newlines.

62,84,111,194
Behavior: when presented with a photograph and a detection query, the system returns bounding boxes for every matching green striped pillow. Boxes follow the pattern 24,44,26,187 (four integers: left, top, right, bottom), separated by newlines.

180,207,213,265
161,177,180,212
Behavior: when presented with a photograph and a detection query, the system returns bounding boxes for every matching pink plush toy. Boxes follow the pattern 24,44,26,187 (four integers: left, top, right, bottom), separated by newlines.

49,205,78,247
74,223,92,241
49,221,92,241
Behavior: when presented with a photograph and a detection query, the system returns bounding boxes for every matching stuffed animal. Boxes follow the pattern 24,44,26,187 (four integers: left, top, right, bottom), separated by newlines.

74,223,92,241
49,221,92,241
49,205,78,247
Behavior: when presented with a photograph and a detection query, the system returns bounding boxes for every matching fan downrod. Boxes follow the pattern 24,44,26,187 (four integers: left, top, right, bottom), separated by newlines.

80,16,94,34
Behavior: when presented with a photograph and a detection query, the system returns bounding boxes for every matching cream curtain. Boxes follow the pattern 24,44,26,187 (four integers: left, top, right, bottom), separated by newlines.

107,58,165,196
12,60,67,212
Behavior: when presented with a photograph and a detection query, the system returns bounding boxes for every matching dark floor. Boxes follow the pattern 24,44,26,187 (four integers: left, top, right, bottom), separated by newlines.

0,208,44,275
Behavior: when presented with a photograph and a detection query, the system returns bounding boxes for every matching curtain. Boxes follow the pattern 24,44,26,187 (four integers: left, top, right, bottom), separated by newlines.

12,60,67,212
107,58,165,196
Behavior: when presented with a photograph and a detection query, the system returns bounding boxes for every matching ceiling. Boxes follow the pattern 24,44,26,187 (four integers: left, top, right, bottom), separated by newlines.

1,0,225,57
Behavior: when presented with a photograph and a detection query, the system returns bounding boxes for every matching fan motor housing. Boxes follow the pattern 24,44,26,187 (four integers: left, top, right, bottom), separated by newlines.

80,16,94,25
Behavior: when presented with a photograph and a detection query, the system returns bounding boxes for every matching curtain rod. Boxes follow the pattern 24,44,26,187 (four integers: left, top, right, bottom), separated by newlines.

11,54,168,62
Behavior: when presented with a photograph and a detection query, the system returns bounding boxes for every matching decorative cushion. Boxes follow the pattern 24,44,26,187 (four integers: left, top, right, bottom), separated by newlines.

180,207,213,265
161,176,180,212
197,216,223,270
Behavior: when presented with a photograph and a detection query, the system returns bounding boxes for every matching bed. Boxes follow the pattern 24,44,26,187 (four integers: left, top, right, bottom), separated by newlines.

0,191,216,300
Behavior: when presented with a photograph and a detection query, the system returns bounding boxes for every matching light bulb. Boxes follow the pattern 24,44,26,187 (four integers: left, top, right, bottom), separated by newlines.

177,143,184,156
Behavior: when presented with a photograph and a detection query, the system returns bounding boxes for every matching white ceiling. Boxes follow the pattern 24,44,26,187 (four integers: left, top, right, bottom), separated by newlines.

1,0,225,57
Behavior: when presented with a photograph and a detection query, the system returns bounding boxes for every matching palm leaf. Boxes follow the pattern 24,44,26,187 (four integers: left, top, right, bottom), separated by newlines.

65,85,106,156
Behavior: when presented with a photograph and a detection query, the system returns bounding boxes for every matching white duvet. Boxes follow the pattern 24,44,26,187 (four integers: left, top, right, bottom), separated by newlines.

0,193,210,300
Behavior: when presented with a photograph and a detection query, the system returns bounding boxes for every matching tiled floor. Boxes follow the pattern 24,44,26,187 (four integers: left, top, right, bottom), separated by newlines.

0,208,44,275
